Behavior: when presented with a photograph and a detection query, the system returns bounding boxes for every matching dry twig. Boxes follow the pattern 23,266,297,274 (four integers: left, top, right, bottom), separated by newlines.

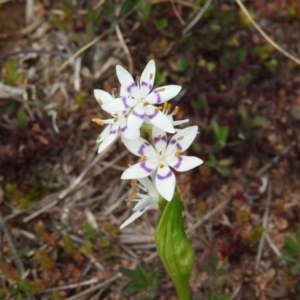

235,0,300,66
0,212,25,277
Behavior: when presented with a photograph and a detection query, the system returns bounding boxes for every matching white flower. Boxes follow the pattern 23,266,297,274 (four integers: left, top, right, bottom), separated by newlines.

93,89,139,154
145,102,189,131
120,177,159,229
121,126,203,201
102,60,182,136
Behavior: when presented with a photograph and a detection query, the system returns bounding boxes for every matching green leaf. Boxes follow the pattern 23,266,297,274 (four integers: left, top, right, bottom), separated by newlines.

123,280,148,293
280,255,298,263
155,189,193,299
295,229,300,247
290,262,300,275
136,263,149,283
284,235,300,252
121,267,139,279
208,290,215,300
137,0,151,21
154,19,167,30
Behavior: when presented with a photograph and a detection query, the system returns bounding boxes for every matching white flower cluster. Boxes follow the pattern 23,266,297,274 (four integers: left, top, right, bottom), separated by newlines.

93,60,203,228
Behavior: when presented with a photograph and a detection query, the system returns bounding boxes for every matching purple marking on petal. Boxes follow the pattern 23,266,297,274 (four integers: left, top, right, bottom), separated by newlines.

132,110,145,119
145,142,150,146
149,84,152,90
122,97,130,109
110,129,117,134
169,139,182,150
157,170,173,180
147,110,158,119
121,125,127,132
170,139,176,144
154,135,167,144
140,207,145,212
127,83,137,93
138,144,146,155
141,81,148,87
141,161,153,173
173,156,183,169
154,90,162,103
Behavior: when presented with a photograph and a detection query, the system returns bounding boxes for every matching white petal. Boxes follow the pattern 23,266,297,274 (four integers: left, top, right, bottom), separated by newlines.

166,155,203,172
166,126,198,155
121,135,151,156
152,126,167,153
133,195,157,211
120,119,140,139
172,119,189,126
94,89,113,105
121,160,158,179
155,165,176,201
137,177,159,197
127,103,145,132
96,125,111,143
97,124,119,153
116,65,139,99
139,60,155,98
145,85,182,104
102,97,136,113
145,105,175,133
120,210,145,229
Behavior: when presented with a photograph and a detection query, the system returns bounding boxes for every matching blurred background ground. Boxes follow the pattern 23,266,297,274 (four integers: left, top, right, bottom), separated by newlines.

0,0,300,299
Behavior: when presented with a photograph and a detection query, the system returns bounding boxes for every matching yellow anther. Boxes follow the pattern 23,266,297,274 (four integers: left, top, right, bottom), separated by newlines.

136,76,140,83
163,102,168,110
173,106,179,116
155,106,162,111
159,162,164,168
174,149,181,157
131,179,137,187
143,101,150,106
92,118,104,126
167,103,171,111
130,191,137,198
113,116,118,122
149,73,153,80
111,87,117,95
177,136,184,140
139,155,146,162
125,198,132,203
157,87,165,92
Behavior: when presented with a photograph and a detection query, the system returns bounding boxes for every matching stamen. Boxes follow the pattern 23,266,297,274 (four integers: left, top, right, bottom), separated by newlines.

149,73,153,80
159,162,164,168
173,106,179,116
157,87,165,92
139,155,146,162
155,106,162,111
130,191,137,198
111,87,117,96
131,179,137,187
136,76,140,83
92,118,104,126
143,102,150,106
163,102,168,111
96,99,103,105
125,198,132,203
113,116,118,122
174,149,181,157
167,103,171,111
177,136,184,140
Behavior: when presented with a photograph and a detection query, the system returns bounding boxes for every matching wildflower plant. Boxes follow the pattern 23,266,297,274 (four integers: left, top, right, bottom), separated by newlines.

93,60,203,299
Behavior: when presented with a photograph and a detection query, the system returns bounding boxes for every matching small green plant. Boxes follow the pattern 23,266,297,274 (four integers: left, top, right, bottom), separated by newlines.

121,262,159,300
212,122,228,151
3,59,23,85
195,253,229,300
207,154,233,177
280,230,300,293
